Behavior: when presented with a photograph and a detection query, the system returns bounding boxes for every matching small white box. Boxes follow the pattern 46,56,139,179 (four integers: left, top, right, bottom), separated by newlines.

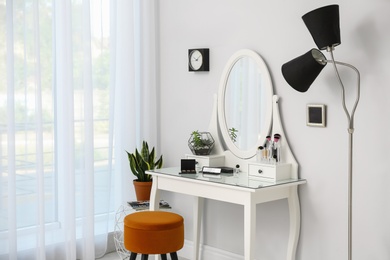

185,154,225,169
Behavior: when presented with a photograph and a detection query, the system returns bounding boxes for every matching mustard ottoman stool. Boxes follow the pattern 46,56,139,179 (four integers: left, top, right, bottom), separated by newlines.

124,211,184,260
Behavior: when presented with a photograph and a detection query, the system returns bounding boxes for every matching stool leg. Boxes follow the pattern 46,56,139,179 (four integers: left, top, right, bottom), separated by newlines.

170,252,178,260
141,254,149,260
160,254,167,260
129,252,137,260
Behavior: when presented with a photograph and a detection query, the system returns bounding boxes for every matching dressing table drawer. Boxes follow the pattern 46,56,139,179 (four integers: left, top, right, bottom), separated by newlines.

248,163,291,182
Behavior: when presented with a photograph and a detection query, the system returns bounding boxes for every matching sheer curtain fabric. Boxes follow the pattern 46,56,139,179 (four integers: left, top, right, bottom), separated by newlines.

0,0,158,259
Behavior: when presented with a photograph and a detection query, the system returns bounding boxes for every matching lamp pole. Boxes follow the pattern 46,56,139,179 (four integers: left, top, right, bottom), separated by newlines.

322,48,361,260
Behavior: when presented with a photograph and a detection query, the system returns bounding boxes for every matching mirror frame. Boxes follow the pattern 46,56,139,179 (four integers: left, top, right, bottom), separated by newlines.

217,49,274,159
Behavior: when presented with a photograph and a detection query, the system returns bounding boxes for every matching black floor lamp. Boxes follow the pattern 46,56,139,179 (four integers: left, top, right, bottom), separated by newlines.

281,5,360,260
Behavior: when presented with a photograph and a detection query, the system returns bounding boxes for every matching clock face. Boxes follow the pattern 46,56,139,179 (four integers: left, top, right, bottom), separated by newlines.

189,50,203,71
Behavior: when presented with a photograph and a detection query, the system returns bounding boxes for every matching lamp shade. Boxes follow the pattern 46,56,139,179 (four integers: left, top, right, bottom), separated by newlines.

281,49,327,92
302,5,341,50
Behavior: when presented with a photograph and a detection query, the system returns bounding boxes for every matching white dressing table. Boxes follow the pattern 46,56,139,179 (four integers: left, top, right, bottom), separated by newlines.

148,168,306,260
149,49,306,259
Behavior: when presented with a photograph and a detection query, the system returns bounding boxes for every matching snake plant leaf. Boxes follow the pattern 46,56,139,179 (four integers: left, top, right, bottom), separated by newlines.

149,147,156,166
155,155,163,169
136,148,150,169
141,141,150,162
128,152,140,179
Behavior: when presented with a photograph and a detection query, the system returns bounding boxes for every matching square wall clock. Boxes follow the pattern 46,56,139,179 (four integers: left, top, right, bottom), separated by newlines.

188,48,209,72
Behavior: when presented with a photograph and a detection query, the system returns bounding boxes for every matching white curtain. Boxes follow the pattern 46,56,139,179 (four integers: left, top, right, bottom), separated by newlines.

0,0,158,259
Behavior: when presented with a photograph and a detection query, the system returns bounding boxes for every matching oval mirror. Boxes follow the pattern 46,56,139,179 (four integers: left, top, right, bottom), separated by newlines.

218,49,273,159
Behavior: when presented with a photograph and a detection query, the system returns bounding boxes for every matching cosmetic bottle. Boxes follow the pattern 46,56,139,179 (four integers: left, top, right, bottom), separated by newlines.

273,134,281,163
265,135,273,162
256,146,263,162
195,161,201,173
262,146,268,162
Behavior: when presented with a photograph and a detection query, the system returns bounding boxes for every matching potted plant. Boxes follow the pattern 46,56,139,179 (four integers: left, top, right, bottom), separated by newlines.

188,131,215,155
126,141,163,201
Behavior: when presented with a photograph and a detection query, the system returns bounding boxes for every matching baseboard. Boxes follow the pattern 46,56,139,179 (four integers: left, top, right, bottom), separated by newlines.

106,231,117,253
179,239,243,260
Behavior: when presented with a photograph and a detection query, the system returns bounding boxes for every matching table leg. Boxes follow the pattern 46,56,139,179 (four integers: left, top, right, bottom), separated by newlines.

193,197,203,260
149,177,160,210
287,186,300,260
244,201,256,260
150,178,161,260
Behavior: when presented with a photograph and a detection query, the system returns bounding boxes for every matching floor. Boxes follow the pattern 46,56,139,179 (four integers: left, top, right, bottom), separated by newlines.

99,251,188,260
98,252,121,260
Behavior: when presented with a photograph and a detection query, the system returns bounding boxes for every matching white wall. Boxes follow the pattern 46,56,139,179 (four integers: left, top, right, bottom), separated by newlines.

157,0,390,259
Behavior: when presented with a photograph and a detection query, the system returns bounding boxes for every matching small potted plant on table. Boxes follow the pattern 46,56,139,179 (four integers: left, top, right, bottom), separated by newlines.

188,131,215,155
126,141,163,201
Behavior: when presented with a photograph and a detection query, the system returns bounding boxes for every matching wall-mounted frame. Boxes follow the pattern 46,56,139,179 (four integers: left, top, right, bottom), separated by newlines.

307,104,326,127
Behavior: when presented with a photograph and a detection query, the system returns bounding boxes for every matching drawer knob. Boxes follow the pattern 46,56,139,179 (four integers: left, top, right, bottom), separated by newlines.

258,169,263,174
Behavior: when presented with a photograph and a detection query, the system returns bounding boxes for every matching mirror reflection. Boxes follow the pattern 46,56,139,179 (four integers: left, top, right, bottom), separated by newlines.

224,57,268,151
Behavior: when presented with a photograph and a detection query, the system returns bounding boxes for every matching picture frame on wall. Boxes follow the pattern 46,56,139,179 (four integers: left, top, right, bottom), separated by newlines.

307,104,326,127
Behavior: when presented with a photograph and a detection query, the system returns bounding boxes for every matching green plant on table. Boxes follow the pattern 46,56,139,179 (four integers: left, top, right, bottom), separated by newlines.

188,131,215,155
